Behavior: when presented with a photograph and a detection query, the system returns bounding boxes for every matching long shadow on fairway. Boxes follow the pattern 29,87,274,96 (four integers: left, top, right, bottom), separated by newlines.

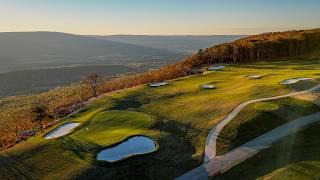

73,119,203,179
217,124,320,180
72,85,209,179
74,113,205,179
0,154,32,179
109,89,186,111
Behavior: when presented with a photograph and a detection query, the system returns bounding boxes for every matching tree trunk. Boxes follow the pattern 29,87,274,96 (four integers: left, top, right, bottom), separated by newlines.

40,120,44,133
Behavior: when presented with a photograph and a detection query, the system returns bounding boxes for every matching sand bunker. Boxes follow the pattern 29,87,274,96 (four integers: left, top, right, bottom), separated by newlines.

97,136,156,162
208,65,225,71
280,78,314,85
147,82,167,87
246,75,262,79
200,85,216,89
44,122,80,139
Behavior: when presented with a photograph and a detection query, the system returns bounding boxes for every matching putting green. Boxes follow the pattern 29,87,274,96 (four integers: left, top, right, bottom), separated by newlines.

254,102,280,111
71,110,155,146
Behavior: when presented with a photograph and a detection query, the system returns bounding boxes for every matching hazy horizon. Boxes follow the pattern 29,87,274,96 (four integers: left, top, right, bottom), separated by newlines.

0,31,251,36
1,0,320,35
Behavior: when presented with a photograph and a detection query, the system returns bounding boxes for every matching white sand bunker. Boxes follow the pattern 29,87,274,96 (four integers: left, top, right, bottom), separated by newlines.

97,136,156,162
44,122,80,139
208,65,225,71
281,78,314,85
200,85,216,89
246,75,262,79
147,82,167,87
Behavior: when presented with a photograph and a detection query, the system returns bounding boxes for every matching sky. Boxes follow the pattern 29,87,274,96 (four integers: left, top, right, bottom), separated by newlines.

1,0,320,35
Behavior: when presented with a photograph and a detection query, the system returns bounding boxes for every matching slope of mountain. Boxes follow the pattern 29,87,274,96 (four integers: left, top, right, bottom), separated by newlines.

1,51,319,179
91,35,245,54
0,32,181,73
0,29,319,179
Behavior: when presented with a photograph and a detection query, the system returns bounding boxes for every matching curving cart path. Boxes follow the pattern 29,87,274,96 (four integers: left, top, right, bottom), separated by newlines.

204,82,320,161
177,82,320,180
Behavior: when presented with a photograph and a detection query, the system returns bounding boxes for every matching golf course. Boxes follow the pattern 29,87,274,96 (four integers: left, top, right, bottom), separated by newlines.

0,28,319,180
2,1,320,179
0,47,320,179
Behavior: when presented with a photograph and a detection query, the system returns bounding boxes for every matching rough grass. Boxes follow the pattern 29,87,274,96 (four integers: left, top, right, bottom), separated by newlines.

1,51,320,179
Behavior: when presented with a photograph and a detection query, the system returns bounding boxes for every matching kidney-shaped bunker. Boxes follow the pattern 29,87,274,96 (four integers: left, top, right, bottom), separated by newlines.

44,122,80,139
97,136,156,162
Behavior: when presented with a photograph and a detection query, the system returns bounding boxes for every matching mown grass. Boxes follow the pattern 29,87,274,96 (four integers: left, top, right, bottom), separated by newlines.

72,110,156,147
217,122,320,180
0,51,320,179
216,97,320,156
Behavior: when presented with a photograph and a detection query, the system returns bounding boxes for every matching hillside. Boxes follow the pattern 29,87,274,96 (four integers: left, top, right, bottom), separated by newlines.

219,112,320,179
179,29,320,69
0,32,180,73
92,35,245,54
1,49,319,179
0,29,320,179
1,29,319,150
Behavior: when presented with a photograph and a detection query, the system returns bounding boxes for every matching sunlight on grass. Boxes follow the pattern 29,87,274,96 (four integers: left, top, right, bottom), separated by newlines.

1,52,320,179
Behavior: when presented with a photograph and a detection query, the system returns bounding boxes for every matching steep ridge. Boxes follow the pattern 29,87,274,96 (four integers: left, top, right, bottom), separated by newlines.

0,31,179,72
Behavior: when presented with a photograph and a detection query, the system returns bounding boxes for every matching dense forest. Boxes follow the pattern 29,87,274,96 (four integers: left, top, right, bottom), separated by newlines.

1,29,320,150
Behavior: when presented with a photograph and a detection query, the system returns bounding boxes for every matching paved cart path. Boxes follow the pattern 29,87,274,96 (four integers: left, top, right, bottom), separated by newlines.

177,82,320,180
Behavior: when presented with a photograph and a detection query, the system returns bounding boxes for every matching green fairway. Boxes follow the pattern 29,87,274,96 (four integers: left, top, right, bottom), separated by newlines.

216,97,320,155
1,51,320,179
217,121,320,180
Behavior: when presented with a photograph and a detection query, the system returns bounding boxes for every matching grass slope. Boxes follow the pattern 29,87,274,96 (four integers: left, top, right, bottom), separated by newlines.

217,97,320,155
217,121,320,180
0,51,320,179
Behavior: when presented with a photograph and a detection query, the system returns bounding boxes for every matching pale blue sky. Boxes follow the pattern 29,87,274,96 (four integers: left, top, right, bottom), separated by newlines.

1,0,319,35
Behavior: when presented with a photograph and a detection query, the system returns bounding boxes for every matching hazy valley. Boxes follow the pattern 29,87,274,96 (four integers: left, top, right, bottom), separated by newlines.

0,32,242,98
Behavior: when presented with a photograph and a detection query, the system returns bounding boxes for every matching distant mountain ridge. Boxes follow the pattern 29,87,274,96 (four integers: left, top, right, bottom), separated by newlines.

0,32,180,73
0,32,244,73
91,35,246,54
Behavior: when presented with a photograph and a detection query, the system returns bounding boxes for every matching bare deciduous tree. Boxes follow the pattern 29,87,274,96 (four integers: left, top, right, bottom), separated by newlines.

81,73,102,97
75,83,90,103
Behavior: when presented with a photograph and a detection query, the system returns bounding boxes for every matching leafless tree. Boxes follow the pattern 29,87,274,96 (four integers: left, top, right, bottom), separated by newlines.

81,73,102,97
